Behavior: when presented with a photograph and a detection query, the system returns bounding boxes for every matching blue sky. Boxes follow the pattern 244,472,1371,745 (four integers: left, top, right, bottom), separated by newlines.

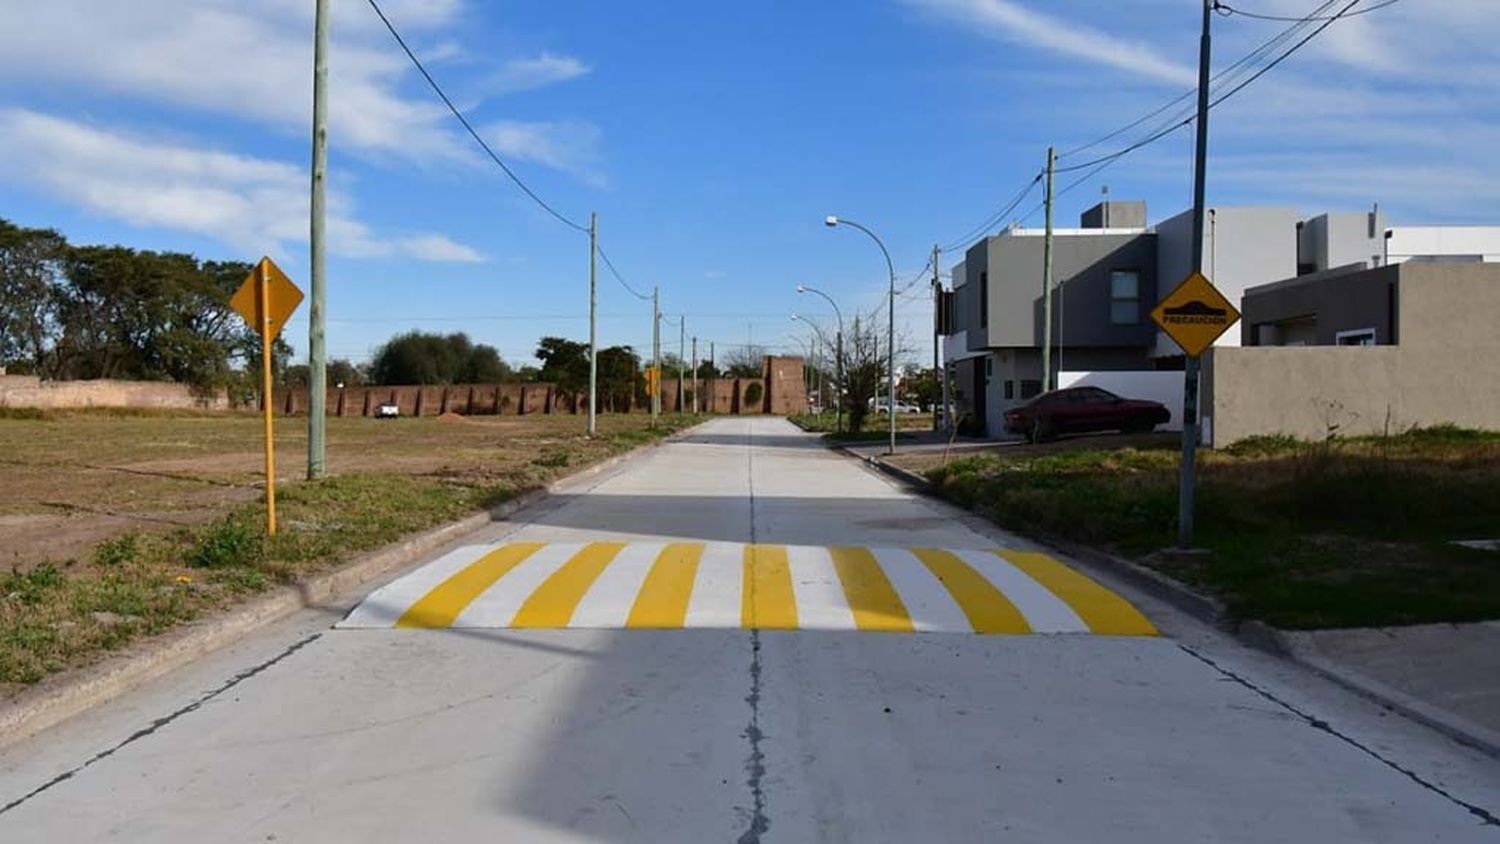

0,0,1494,368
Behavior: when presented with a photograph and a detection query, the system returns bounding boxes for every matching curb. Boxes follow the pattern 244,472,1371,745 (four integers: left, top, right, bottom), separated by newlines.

1257,628,1500,760
838,445,1230,628
841,446,1500,759
0,420,704,752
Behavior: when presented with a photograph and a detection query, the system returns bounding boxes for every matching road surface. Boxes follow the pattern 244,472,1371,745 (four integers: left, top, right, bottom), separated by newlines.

2,417,1497,842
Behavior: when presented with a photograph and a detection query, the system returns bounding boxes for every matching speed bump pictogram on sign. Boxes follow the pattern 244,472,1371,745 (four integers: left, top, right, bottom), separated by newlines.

1150,271,1239,358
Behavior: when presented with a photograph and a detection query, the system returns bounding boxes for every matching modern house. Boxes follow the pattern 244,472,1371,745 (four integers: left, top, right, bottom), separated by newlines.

1204,262,1500,444
943,200,1499,438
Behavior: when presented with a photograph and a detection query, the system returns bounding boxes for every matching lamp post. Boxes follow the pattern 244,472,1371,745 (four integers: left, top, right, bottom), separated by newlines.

791,313,834,417
796,284,845,434
825,216,896,454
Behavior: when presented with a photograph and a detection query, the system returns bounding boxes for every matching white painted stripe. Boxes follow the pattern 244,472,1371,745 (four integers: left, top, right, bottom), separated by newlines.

338,544,494,629
786,545,855,631
449,543,585,628
683,541,744,628
566,542,665,629
952,549,1088,633
869,548,973,633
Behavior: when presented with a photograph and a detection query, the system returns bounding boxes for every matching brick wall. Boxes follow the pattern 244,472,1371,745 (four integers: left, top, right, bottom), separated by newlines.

0,376,229,411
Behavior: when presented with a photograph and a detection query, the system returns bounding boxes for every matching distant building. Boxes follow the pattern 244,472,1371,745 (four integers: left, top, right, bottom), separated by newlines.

942,200,1499,438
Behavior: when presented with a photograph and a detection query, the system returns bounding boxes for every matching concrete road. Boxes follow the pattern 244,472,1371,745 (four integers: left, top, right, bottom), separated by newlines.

2,417,1497,842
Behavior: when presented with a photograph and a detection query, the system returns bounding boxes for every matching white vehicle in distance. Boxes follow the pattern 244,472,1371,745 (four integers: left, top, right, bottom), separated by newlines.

374,401,400,419
870,399,922,414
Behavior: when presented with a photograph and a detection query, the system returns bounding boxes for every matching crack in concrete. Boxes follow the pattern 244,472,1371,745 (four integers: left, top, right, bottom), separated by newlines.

1178,644,1500,828
737,419,771,844
0,632,323,817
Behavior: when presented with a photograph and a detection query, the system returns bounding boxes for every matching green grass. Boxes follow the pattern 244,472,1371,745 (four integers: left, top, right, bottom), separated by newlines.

924,426,1500,629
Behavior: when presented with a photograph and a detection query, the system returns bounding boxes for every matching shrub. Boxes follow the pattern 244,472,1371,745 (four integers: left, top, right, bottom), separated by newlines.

94,534,140,567
187,520,262,569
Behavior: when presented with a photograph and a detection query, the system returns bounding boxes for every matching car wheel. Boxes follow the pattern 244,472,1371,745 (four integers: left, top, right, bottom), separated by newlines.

1030,417,1054,443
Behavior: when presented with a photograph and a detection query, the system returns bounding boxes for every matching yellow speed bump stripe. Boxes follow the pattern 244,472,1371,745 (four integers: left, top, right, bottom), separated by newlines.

395,542,546,629
910,548,1030,634
512,542,627,628
343,542,1157,636
742,544,798,630
994,550,1158,636
627,543,703,628
830,547,913,632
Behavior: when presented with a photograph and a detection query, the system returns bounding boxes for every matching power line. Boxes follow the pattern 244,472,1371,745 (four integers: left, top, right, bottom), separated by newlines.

1214,0,1399,22
1053,0,1375,176
1058,0,1340,161
364,0,588,233
596,246,650,300
940,173,1044,252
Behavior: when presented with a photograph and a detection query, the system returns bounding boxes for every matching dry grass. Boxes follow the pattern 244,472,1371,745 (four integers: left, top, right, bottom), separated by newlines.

0,409,694,693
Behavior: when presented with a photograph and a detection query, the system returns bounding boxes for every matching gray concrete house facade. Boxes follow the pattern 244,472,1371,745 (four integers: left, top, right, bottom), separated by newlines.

947,202,1160,435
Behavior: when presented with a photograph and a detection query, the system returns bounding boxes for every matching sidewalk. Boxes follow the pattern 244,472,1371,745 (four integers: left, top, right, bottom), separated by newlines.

1279,622,1500,756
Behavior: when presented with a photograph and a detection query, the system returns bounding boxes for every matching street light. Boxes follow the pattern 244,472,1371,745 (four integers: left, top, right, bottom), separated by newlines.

795,284,845,434
824,216,897,454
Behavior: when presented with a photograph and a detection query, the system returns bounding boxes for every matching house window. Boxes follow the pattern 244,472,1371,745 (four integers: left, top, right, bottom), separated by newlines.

1110,270,1141,325
979,271,989,328
1004,380,1014,399
1020,379,1041,399
1336,328,1377,346
984,357,993,378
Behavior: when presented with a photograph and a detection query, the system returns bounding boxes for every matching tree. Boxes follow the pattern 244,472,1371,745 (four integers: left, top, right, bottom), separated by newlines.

327,358,364,387
722,345,766,378
694,360,719,380
902,365,940,410
368,331,509,385
535,336,588,393
0,219,64,373
838,312,912,433
596,345,640,412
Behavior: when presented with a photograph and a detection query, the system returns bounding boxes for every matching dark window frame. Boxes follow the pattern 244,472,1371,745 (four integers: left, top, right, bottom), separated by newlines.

1109,269,1142,326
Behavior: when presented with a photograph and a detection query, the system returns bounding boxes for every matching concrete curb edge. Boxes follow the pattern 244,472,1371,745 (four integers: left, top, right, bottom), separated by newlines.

0,420,704,751
841,445,1500,759
1260,629,1500,759
837,444,1230,628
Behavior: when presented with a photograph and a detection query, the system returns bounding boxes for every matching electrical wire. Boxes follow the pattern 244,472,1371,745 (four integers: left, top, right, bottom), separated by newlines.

364,0,588,234
1214,0,1399,22
1058,0,1340,160
596,246,650,300
1052,0,1374,176
939,173,1044,252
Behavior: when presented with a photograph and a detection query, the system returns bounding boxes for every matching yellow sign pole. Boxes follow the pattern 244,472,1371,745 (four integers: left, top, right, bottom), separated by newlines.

258,260,278,536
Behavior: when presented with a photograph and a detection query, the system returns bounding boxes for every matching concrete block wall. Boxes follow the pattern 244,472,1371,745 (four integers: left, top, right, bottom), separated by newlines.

0,375,229,411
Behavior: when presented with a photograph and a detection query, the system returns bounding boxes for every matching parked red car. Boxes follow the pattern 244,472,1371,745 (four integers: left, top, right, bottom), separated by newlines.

1003,386,1170,442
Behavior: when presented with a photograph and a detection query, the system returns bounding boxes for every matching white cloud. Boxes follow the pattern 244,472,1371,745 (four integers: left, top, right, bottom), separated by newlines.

0,109,484,262
487,120,607,187
901,0,1195,85
491,53,592,94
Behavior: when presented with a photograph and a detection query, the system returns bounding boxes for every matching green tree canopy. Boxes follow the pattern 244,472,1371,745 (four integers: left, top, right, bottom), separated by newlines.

368,331,510,385
535,336,588,393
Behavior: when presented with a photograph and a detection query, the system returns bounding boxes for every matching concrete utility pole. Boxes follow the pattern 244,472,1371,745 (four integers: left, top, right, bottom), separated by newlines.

651,286,660,428
307,0,330,479
1179,0,1215,549
1041,146,1056,395
709,341,716,413
931,243,942,432
691,336,699,414
585,212,597,434
677,317,685,417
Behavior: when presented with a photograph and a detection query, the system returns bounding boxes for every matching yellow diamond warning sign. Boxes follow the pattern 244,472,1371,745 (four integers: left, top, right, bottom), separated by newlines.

1150,271,1240,358
229,257,303,340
